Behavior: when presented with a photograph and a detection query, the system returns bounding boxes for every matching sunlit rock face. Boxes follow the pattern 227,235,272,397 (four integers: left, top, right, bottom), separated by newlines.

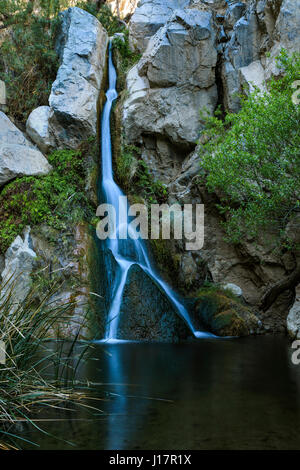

123,7,218,183
26,7,108,151
129,0,190,53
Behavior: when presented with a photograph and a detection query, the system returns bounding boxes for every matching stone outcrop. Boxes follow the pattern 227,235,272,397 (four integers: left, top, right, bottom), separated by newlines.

26,7,108,152
123,7,218,183
0,227,37,311
129,0,190,52
0,111,51,186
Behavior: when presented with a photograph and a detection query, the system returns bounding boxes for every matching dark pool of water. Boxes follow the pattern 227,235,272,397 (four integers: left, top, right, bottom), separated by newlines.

19,336,300,450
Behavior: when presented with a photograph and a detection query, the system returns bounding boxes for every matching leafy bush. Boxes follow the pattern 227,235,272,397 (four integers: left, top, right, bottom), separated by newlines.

199,51,300,245
0,140,96,254
79,1,124,35
112,30,141,89
0,0,62,123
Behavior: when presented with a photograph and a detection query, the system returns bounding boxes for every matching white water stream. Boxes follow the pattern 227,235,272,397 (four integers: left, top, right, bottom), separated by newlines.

101,42,211,341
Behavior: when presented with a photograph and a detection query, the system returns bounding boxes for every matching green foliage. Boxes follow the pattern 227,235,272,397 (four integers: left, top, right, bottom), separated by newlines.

112,29,141,85
116,144,169,205
0,0,62,123
0,140,95,253
199,51,300,245
79,1,124,35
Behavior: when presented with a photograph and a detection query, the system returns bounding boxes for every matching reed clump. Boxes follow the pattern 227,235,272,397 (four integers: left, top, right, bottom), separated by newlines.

0,278,94,449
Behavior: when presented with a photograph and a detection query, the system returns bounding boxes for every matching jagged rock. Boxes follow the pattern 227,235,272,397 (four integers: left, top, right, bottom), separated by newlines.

117,263,190,341
26,106,55,154
224,2,247,31
264,0,300,79
27,7,108,151
129,0,190,52
222,4,262,112
124,9,218,148
0,112,51,186
0,228,37,310
287,288,300,339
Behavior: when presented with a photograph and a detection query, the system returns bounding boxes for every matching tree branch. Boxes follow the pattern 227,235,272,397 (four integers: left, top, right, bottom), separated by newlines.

259,265,300,312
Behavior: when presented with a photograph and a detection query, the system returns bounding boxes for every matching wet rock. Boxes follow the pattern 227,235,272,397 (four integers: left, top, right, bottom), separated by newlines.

117,264,190,341
195,288,259,336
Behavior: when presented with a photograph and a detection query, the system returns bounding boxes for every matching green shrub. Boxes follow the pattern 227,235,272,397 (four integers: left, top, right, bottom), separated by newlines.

0,140,96,254
199,51,300,246
0,0,62,123
112,30,141,89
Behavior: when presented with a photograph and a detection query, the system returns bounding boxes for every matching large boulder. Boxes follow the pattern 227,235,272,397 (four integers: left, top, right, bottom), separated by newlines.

123,9,218,153
26,7,108,151
26,106,55,154
0,112,51,186
117,264,190,341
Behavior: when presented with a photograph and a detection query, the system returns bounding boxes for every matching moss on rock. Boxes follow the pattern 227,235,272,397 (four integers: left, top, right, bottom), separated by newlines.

195,287,259,337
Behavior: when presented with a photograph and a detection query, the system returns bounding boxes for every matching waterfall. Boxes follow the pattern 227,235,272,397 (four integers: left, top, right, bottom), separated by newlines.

100,41,212,341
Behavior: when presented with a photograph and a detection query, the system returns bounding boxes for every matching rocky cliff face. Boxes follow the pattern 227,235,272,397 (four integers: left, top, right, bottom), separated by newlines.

121,0,300,335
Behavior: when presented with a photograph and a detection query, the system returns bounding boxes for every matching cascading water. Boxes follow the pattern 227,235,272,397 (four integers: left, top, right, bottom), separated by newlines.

100,41,212,341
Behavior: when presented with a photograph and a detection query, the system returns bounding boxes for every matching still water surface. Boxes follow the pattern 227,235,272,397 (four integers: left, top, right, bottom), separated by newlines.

21,336,300,450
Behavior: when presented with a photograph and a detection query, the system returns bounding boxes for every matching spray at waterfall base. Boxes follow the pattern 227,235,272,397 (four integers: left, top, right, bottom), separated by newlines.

96,197,205,251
